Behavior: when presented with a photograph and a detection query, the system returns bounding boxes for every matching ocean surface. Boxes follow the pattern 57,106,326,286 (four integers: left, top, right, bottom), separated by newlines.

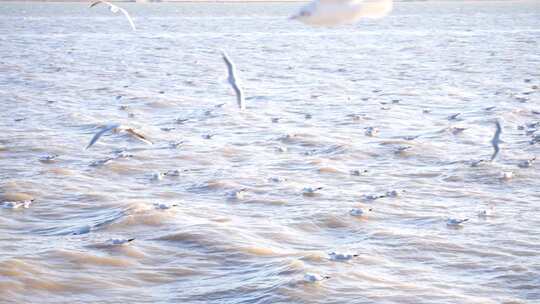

1,1,540,303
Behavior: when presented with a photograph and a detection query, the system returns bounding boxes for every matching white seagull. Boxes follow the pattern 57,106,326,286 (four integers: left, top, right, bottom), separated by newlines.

290,0,393,27
303,273,330,283
221,51,246,110
446,218,468,227
85,124,152,150
328,252,358,261
1,200,33,209
90,0,137,31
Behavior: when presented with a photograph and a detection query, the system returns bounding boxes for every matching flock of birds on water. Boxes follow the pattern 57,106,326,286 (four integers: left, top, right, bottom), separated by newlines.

2,0,539,284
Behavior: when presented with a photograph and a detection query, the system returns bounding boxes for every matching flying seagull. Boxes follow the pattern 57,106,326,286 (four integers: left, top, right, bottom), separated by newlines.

221,51,245,110
490,120,502,161
290,0,393,27
89,0,137,31
85,124,152,149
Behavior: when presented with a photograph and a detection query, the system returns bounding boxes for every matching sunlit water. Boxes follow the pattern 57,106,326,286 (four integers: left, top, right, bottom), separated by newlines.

1,1,539,303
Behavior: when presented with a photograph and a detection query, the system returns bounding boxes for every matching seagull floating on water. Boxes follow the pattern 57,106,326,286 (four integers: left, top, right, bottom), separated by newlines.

302,187,323,196
350,169,368,176
477,210,490,219
90,0,136,31
328,252,358,261
221,51,245,110
230,188,248,200
446,218,468,227
154,203,178,210
1,200,33,209
500,171,513,180
291,0,393,27
39,154,58,164
518,157,535,168
349,208,371,217
303,273,330,283
365,127,378,137
108,238,135,246
152,172,165,181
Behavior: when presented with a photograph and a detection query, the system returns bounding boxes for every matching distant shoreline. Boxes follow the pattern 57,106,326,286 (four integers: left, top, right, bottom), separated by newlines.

0,0,307,2
0,0,434,2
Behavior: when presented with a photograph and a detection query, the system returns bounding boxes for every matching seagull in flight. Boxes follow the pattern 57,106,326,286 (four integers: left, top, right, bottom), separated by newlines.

85,124,152,150
490,120,502,161
90,0,137,31
221,51,245,110
290,0,393,27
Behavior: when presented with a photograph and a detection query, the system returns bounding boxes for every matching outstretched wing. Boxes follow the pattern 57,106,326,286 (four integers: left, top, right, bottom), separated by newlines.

117,7,137,31
85,123,121,150
221,51,245,110
89,0,110,9
124,128,153,145
490,121,502,161
89,0,136,31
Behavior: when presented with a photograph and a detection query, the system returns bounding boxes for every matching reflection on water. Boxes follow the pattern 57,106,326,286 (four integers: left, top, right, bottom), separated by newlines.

1,1,540,303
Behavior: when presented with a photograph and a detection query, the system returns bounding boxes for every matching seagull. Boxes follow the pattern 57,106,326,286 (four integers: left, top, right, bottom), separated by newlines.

39,154,59,164
361,194,385,201
447,113,461,121
303,273,330,283
229,188,248,200
518,157,535,168
153,203,178,210
350,169,368,176
152,172,165,181
385,190,400,197
328,252,358,261
365,126,378,137
302,187,323,196
477,210,490,219
89,0,136,31
500,171,513,180
89,157,115,167
221,51,245,110
290,0,393,27
269,177,287,183
108,238,135,246
349,208,364,216
446,218,468,227
164,169,182,177
85,124,152,149
1,200,33,209
490,120,502,161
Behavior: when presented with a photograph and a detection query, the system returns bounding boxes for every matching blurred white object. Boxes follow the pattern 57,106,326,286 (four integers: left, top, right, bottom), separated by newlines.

291,0,393,27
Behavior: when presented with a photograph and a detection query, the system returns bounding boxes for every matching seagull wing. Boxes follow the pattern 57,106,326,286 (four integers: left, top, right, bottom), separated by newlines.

89,0,108,8
490,121,502,161
124,128,153,145
89,0,136,31
85,123,120,150
117,7,137,31
221,51,246,110
89,0,117,9
232,82,245,110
